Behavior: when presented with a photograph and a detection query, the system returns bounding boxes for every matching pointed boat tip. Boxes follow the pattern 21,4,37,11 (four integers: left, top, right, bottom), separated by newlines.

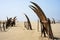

24,13,27,16
30,1,32,3
30,1,34,4
23,13,25,15
29,5,32,8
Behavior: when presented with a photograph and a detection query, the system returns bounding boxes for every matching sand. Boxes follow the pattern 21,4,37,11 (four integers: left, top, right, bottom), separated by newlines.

0,21,60,40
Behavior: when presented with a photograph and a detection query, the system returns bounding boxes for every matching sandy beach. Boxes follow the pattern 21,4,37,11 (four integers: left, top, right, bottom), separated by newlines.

0,21,60,40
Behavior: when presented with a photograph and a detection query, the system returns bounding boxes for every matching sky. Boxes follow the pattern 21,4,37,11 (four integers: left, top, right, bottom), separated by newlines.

0,0,60,21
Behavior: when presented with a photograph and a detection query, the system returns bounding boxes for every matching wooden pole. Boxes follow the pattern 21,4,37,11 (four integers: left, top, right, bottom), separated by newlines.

37,20,39,32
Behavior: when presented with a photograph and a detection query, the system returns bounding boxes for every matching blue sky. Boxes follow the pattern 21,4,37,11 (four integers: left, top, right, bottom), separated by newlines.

0,0,60,21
